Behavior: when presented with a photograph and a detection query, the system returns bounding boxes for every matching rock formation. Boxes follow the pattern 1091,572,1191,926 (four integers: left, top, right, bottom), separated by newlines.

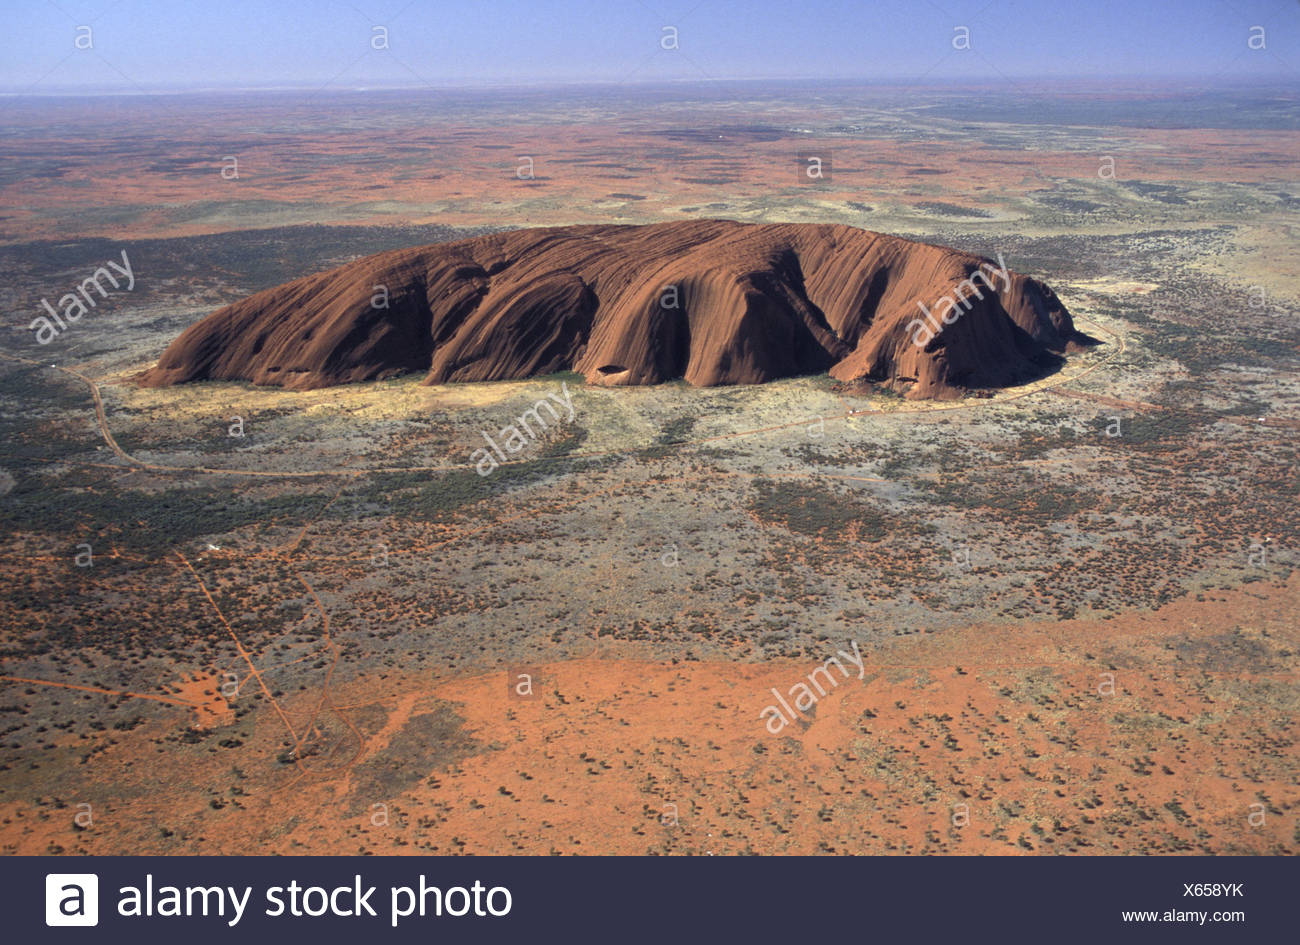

138,220,1085,399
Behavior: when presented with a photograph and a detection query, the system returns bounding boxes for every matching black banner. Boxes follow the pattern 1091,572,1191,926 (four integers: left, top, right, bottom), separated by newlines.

9,855,1291,943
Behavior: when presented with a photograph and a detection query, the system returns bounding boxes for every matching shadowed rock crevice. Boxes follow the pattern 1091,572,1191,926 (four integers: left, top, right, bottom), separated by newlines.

138,220,1086,400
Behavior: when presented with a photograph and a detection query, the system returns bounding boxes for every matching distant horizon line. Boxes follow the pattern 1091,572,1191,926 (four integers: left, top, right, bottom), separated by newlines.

1,73,1294,99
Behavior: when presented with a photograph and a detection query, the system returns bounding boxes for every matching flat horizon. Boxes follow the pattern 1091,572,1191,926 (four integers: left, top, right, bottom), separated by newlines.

3,72,1297,98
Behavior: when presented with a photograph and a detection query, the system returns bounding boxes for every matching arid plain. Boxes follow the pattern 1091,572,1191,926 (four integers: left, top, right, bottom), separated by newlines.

1,81,1296,854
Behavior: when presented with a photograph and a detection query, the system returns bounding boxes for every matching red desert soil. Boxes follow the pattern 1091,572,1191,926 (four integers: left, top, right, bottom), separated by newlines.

3,578,1293,856
137,220,1080,400
3,104,1296,245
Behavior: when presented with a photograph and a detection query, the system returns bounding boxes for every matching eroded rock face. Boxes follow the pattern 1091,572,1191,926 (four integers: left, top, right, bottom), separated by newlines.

138,220,1084,399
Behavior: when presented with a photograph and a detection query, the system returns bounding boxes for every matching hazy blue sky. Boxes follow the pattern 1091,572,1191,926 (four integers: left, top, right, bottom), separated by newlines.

2,0,1297,92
